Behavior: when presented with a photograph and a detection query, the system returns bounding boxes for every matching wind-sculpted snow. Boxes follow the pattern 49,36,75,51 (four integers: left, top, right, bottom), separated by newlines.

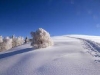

67,35,100,62
80,39,100,62
0,36,100,75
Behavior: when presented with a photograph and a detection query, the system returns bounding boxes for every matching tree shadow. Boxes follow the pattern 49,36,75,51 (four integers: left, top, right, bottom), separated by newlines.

0,48,34,59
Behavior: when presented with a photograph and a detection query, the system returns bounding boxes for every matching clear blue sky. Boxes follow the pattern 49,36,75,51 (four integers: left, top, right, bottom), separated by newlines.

0,0,100,37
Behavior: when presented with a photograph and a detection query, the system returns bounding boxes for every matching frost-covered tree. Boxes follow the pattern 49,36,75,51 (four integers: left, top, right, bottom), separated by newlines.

0,37,12,51
0,35,25,52
17,36,25,45
0,36,3,43
30,28,53,49
0,36,3,51
12,36,25,48
12,37,17,48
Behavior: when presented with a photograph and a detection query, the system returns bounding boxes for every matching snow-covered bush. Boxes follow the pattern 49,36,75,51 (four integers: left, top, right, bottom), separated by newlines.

12,37,17,48
30,28,53,49
18,36,25,45
0,37,12,51
0,35,25,52
12,36,24,47
0,36,3,43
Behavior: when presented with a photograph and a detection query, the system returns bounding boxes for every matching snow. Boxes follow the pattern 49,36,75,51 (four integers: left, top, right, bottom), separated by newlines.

0,37,12,52
67,34,100,43
67,35,100,62
0,35,100,75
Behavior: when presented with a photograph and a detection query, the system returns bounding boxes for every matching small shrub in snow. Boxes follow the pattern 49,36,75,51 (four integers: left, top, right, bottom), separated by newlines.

30,28,53,49
18,36,25,45
12,36,25,48
0,37,12,51
12,37,17,48
25,37,29,43
0,36,3,43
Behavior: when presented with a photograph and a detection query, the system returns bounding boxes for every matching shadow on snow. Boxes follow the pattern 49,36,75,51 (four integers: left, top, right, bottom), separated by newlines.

0,48,34,59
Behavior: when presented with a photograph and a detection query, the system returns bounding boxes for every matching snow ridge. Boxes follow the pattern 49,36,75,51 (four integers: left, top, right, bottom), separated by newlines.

0,35,100,75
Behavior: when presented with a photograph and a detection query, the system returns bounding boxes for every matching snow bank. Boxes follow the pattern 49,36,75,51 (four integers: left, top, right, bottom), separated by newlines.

0,36,100,75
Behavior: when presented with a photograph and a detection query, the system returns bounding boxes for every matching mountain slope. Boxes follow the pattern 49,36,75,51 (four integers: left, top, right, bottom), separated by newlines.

0,36,100,75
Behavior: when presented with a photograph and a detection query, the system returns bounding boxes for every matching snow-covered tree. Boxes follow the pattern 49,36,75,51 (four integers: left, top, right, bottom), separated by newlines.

0,37,12,51
12,36,25,48
0,35,25,52
18,36,25,45
0,36,3,43
30,28,53,49
12,37,17,48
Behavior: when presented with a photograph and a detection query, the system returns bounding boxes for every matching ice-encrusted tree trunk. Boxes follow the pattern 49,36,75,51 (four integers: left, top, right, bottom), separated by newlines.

30,28,53,49
18,37,24,46
0,37,12,52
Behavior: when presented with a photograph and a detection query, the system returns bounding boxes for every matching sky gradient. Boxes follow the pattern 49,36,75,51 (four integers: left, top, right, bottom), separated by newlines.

0,0,100,37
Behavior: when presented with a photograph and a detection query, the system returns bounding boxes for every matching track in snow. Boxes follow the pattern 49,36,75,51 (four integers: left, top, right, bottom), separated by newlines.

67,36,100,62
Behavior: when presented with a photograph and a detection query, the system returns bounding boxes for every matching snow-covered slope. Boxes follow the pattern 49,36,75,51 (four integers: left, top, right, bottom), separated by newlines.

67,35,100,61
67,34,100,43
0,35,100,75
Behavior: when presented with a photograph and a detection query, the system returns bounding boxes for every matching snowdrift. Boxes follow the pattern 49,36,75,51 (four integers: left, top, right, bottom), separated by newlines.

0,35,100,75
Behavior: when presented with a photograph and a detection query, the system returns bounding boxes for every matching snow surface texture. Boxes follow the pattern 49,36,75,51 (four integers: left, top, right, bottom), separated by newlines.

0,35,100,75
31,28,53,49
67,35,100,62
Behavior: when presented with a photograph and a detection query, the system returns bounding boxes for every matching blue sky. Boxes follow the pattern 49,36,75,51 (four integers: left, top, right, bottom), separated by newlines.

0,0,100,37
